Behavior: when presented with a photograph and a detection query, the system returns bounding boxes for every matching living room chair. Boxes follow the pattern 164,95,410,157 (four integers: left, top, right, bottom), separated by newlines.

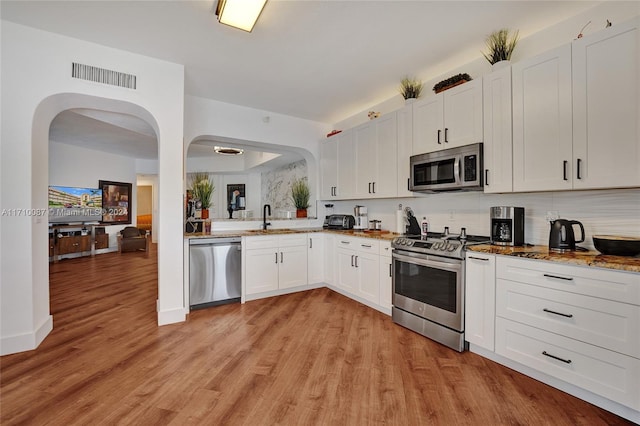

118,226,149,253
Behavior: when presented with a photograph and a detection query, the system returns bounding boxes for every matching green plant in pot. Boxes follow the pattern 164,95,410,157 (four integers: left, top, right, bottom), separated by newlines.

399,76,423,101
190,172,214,219
483,28,519,66
291,178,310,218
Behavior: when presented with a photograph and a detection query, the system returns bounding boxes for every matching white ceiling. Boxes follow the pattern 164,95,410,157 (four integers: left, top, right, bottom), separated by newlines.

2,0,599,125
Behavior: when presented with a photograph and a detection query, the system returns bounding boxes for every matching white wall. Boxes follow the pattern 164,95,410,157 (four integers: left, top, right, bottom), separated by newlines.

1,21,184,355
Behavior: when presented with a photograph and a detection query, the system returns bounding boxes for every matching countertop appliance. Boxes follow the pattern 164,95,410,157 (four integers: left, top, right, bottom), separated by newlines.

189,237,241,310
323,214,355,230
391,228,490,352
490,206,525,246
409,143,483,192
549,219,585,252
354,205,368,230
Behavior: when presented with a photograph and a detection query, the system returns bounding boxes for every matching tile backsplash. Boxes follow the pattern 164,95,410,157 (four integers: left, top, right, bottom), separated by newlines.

326,188,640,250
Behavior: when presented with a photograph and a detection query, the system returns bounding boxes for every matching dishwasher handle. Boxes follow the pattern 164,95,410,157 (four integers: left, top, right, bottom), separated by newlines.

189,237,241,246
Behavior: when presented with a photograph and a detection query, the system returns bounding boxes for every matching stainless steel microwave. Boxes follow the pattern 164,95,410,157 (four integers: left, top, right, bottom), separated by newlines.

409,143,483,192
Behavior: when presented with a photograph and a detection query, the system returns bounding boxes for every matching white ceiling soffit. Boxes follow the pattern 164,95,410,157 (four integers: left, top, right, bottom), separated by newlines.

0,1,600,124
49,110,158,159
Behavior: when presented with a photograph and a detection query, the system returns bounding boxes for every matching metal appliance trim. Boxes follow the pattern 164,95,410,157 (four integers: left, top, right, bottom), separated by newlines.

409,142,483,192
392,307,466,352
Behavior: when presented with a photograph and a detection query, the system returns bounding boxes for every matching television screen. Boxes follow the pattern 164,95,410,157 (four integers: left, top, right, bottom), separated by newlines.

48,186,103,224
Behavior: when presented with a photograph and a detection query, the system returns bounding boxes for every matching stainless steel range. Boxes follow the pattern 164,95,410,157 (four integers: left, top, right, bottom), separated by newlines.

391,227,490,352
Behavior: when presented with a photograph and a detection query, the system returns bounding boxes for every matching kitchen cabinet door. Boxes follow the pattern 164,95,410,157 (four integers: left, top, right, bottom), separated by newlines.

245,247,279,294
443,78,483,148
379,252,392,312
412,95,443,155
373,112,398,198
572,17,640,189
320,136,338,199
354,121,376,198
465,253,496,352
336,247,357,293
396,104,414,197
483,66,513,193
278,245,308,289
512,44,573,192
336,129,356,199
307,233,324,285
355,251,380,305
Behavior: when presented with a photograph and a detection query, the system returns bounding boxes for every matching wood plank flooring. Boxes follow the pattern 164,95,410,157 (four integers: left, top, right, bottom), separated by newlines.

0,244,634,425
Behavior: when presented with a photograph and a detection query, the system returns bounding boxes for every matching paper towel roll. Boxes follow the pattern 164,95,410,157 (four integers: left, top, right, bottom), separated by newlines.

396,209,405,234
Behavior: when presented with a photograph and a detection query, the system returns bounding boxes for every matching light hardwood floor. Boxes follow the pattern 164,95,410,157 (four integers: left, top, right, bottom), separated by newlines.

0,244,634,425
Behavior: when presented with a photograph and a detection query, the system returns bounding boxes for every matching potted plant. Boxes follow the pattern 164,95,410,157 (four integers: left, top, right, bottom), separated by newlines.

291,178,310,218
482,28,519,68
190,172,214,219
399,76,423,103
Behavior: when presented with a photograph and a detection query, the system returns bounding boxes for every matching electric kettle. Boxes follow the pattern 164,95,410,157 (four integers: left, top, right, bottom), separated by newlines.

549,219,585,252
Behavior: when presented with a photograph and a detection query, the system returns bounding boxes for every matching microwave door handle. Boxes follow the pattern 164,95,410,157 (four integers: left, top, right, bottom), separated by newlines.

454,156,461,185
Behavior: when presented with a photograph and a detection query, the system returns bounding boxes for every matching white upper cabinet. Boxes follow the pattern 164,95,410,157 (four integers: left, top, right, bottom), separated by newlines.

572,17,640,189
354,112,398,199
320,135,338,199
512,44,573,192
336,129,356,199
483,66,513,193
413,78,483,155
396,104,414,197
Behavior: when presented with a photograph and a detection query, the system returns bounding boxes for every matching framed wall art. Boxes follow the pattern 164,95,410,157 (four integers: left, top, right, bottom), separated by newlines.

99,180,132,224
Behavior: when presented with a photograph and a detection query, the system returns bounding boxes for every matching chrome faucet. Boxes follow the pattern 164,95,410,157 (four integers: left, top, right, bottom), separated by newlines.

262,204,271,230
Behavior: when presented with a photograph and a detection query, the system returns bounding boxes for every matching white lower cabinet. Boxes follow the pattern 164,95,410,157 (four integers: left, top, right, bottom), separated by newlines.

245,234,308,295
307,233,324,285
493,256,640,413
464,253,496,351
335,237,381,307
379,241,392,312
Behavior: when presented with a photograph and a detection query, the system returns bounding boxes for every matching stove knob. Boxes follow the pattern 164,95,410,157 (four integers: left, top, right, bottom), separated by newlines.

447,244,457,252
433,242,441,250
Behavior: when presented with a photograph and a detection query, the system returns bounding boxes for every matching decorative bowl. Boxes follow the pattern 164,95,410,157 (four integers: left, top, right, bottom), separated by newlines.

592,235,640,256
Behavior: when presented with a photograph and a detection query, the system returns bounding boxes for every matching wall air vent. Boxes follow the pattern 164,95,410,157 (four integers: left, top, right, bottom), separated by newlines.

71,62,137,89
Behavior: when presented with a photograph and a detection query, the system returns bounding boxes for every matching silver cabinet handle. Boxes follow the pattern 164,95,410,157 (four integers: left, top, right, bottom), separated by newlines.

351,255,354,267
341,241,350,245
309,239,313,249
542,351,571,364
389,264,392,277
543,273,573,281
354,256,359,268
275,252,278,264
361,244,372,248
368,182,372,194
563,160,568,181
543,308,573,318
437,129,441,144
468,256,489,261
444,127,449,143
280,252,283,263
485,169,489,186
372,182,375,193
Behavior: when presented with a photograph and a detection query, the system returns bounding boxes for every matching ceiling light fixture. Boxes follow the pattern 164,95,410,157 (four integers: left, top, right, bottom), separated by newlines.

215,0,267,32
214,146,244,156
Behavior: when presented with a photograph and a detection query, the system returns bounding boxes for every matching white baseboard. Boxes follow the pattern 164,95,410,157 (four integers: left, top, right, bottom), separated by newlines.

244,282,325,302
1,315,53,356
157,307,187,325
325,284,391,316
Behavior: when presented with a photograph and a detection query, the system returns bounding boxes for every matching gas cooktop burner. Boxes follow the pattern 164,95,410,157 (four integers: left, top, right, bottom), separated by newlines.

392,228,490,259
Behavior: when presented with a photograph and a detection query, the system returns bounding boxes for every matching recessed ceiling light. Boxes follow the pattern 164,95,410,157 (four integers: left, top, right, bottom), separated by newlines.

214,146,244,155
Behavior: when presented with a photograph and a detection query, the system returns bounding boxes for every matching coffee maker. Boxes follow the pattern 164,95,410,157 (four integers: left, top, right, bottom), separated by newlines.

354,205,368,230
490,206,525,246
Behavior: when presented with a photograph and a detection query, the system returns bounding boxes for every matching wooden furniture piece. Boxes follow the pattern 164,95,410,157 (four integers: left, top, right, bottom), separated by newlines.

50,224,109,262
118,226,149,253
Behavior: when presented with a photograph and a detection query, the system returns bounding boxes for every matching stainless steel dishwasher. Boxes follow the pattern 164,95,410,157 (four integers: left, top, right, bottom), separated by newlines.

189,237,242,310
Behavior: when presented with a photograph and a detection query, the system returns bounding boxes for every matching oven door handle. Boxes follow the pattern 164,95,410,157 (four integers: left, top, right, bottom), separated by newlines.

392,250,463,270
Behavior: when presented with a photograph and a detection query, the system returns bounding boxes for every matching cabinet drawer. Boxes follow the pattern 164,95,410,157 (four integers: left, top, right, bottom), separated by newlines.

496,257,640,305
278,234,307,248
245,236,279,250
496,317,640,410
379,241,392,257
497,279,640,358
354,238,379,254
336,237,357,249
